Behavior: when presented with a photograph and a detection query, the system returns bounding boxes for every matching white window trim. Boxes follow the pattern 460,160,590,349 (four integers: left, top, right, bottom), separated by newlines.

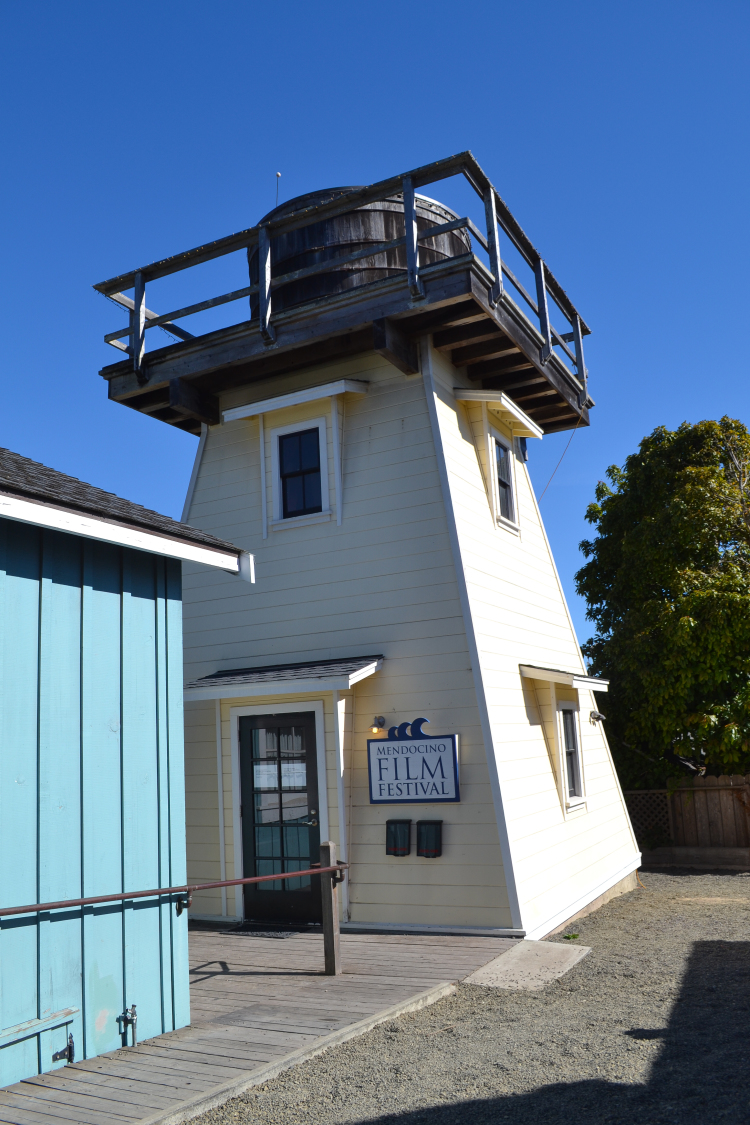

229,700,330,921
269,416,330,524
555,693,587,813
488,424,519,531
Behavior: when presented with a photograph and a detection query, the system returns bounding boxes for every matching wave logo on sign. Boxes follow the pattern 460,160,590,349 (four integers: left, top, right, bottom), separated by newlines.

367,718,460,804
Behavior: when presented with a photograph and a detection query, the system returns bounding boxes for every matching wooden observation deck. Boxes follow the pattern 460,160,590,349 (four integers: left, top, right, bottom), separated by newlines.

95,152,592,436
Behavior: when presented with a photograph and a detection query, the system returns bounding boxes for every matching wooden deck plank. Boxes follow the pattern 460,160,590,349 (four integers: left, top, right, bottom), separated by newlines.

0,927,506,1125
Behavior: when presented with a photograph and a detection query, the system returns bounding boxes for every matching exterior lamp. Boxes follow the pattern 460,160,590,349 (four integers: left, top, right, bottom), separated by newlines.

371,716,385,733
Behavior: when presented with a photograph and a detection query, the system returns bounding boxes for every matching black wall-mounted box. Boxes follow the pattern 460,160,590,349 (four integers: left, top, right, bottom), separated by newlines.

386,820,411,856
417,821,442,858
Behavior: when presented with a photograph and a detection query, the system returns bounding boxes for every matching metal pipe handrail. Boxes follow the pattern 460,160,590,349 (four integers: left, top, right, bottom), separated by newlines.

0,864,348,919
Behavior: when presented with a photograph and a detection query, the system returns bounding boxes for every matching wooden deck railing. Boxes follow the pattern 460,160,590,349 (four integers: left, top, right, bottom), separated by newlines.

94,151,590,403
0,843,347,975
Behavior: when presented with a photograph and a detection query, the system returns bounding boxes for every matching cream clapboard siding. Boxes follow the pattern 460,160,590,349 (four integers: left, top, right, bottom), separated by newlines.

426,344,639,938
181,351,511,927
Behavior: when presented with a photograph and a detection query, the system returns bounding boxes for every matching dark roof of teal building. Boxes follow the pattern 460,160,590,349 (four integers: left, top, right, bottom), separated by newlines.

0,446,237,552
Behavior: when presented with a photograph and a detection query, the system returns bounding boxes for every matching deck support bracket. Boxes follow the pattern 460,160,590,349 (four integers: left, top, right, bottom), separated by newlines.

258,225,276,345
402,176,425,300
534,260,553,365
373,317,419,375
484,188,503,306
169,379,220,426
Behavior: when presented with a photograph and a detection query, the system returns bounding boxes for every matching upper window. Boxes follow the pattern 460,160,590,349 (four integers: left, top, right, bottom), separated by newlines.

494,437,515,523
269,417,330,527
279,428,322,518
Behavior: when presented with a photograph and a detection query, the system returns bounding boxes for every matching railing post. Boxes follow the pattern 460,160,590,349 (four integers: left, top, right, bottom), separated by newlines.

319,841,341,975
131,271,146,378
572,314,588,408
258,225,276,344
484,188,503,306
402,176,424,299
534,259,553,365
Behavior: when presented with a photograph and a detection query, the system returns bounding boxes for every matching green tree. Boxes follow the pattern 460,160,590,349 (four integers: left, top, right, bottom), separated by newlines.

575,417,750,788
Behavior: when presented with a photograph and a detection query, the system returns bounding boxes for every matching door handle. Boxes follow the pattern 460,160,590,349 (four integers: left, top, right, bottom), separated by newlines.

300,819,318,827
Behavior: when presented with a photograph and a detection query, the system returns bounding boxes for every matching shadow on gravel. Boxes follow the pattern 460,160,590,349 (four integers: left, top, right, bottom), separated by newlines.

368,940,750,1125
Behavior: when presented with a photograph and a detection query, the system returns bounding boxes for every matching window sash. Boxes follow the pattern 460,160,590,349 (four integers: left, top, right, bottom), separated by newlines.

561,709,582,798
495,439,515,523
279,428,322,518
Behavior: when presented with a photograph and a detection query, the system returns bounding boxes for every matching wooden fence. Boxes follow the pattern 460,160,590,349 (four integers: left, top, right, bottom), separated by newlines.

625,776,750,850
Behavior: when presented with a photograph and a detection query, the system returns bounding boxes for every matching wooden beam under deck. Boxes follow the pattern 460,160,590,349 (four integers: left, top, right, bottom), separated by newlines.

102,257,587,434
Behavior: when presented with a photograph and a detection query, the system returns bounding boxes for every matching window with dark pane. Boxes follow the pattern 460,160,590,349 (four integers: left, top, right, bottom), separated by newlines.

562,710,582,798
279,428,322,518
495,439,515,522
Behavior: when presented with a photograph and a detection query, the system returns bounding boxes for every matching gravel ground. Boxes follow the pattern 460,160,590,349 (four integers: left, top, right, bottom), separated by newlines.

194,871,750,1125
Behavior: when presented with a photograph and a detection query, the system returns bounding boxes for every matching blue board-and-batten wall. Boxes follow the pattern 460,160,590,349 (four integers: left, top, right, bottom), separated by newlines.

0,517,190,1087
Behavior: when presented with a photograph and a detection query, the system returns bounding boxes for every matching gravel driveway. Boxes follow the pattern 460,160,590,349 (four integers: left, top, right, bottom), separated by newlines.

194,871,750,1125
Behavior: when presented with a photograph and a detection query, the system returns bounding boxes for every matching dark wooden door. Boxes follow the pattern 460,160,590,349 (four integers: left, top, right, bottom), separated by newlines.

238,712,322,923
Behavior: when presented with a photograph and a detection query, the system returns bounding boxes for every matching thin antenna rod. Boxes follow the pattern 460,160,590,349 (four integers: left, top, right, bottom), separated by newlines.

276,172,281,208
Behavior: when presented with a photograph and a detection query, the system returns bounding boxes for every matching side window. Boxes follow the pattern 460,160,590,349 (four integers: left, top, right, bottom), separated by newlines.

279,428,322,518
561,707,583,799
494,437,515,524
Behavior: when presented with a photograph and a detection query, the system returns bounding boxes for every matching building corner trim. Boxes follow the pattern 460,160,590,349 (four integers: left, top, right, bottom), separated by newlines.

420,338,523,931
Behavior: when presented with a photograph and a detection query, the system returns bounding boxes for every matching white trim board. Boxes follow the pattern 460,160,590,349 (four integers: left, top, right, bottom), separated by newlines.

454,390,543,439
0,492,248,573
184,660,382,701
223,380,369,422
519,664,609,692
229,700,330,920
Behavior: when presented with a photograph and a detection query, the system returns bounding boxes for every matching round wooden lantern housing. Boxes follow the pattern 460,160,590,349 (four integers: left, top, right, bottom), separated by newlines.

249,188,471,316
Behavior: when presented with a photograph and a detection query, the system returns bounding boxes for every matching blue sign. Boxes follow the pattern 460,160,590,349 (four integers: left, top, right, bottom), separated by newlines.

367,718,460,804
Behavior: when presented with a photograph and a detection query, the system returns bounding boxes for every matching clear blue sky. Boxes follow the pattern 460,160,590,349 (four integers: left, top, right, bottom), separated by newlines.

0,1,747,644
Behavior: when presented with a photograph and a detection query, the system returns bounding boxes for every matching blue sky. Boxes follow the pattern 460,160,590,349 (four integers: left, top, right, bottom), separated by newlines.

0,1,747,643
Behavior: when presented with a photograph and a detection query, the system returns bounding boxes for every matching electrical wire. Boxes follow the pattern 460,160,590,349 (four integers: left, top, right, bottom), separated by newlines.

538,410,584,502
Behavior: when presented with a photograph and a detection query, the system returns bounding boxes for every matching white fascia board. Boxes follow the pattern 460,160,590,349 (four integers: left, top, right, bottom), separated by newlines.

519,664,609,692
454,390,544,439
223,379,369,423
184,676,353,701
0,493,243,573
184,659,382,701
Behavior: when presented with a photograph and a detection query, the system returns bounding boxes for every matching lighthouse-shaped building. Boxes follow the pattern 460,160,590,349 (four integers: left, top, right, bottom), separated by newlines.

96,153,639,939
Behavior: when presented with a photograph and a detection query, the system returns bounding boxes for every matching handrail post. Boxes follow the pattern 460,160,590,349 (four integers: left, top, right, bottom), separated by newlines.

484,188,503,306
132,271,146,379
572,314,588,408
402,176,424,299
319,841,341,975
534,259,553,365
258,225,276,344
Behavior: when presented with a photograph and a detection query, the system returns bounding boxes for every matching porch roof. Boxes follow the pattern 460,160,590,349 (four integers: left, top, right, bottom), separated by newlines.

184,655,384,700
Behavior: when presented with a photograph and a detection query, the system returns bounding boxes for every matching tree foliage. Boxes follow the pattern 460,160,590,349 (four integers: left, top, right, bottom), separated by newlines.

575,417,750,787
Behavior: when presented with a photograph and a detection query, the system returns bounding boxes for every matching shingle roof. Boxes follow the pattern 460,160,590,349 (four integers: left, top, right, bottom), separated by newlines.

0,447,238,553
186,656,384,691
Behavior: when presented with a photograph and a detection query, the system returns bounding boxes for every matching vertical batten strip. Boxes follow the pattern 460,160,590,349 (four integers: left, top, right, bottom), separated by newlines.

331,395,343,526
165,558,190,1030
259,415,268,540
215,699,227,916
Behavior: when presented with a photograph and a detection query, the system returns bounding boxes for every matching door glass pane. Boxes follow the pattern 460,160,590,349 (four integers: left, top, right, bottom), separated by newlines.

243,719,315,894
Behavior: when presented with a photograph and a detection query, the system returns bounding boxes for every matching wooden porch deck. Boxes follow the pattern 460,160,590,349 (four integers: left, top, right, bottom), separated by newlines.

0,927,514,1125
